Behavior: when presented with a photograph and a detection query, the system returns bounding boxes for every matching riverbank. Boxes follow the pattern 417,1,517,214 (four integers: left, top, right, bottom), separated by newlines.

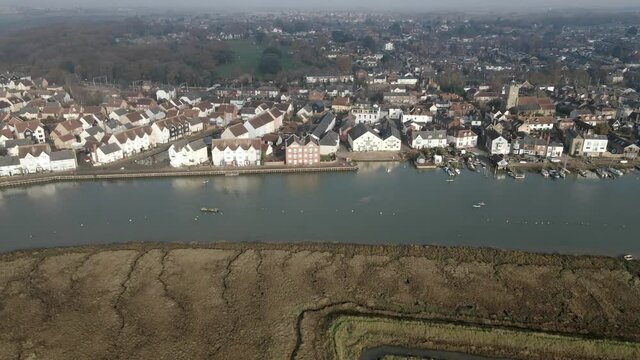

1,242,638,359
0,162,358,189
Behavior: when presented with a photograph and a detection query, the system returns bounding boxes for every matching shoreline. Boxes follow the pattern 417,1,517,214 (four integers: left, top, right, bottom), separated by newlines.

0,163,358,189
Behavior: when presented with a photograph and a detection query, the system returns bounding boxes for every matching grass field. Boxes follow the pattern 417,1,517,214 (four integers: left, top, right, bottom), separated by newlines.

216,39,302,80
328,316,640,360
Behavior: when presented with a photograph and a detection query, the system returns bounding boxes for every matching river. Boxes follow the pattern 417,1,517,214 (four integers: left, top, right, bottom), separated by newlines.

0,162,638,255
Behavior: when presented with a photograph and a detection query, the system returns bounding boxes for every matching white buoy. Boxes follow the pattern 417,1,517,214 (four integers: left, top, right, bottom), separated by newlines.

379,212,383,215
351,209,354,213
129,219,133,222
80,223,84,227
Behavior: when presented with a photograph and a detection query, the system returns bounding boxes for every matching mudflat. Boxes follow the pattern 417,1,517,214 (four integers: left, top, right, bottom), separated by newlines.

0,242,639,359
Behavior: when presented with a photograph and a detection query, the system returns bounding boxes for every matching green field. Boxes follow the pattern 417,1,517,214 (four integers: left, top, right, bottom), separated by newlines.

216,39,301,80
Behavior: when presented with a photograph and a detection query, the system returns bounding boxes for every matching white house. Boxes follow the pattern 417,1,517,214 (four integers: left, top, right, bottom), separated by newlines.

18,144,51,174
50,150,78,172
351,105,381,124
221,123,249,139
245,108,283,138
94,143,124,165
168,139,209,168
108,126,152,156
319,130,340,156
0,156,21,177
485,130,511,155
211,138,262,166
411,130,447,149
447,129,478,148
348,123,400,152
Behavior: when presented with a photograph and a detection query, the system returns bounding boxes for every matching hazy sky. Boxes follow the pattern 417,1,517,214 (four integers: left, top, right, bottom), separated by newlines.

6,0,640,11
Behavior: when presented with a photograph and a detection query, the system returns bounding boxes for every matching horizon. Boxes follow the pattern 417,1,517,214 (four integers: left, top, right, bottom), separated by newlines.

4,0,640,13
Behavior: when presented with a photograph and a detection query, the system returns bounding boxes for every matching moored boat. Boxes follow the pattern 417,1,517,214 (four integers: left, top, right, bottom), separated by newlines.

200,207,221,213
541,169,549,178
578,169,587,177
623,254,634,261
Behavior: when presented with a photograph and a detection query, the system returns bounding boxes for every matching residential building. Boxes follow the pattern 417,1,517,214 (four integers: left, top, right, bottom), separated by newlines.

211,138,262,166
485,129,510,155
285,135,320,165
411,129,447,149
168,139,209,168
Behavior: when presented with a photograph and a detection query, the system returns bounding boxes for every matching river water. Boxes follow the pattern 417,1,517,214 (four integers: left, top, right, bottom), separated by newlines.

1,162,638,254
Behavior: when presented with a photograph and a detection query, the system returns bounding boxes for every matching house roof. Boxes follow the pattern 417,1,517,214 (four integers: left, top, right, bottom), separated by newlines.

50,150,76,161
349,123,378,141
99,142,122,155
226,123,248,137
211,138,261,151
285,134,319,147
0,156,20,166
319,130,339,146
311,112,336,139
18,143,50,158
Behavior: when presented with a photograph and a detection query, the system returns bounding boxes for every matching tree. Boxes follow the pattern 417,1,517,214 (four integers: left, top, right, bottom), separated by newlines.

360,36,377,52
594,123,610,136
336,56,352,74
257,54,282,74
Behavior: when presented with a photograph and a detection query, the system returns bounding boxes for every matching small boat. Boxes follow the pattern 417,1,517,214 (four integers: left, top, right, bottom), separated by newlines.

446,179,455,182
225,172,240,177
472,204,482,208
386,168,392,173
509,169,525,179
202,180,210,184
453,167,461,175
549,169,561,179
200,207,221,214
595,168,607,179
559,170,566,179
541,169,549,178
578,170,587,177
623,254,634,261
477,202,486,206
608,167,623,178
467,161,476,171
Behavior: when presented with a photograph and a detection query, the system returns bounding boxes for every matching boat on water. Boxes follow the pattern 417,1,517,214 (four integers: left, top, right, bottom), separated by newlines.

200,207,221,214
443,166,456,177
386,168,392,173
446,179,455,182
472,204,482,208
477,202,486,206
453,167,461,175
541,169,549,178
225,172,240,177
624,254,634,261
509,169,525,179
202,180,210,184
467,161,477,171
548,169,561,179
608,167,623,178
595,168,608,179
578,169,587,177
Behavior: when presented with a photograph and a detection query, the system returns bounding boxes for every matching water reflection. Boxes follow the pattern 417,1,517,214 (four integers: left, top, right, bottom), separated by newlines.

171,178,210,191
285,174,321,192
212,176,263,195
358,161,401,174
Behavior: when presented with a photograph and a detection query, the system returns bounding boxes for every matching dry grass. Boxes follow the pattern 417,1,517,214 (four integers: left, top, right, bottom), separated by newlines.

328,315,640,360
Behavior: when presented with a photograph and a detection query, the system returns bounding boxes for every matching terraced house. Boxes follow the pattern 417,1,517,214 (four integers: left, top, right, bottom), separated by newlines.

211,138,262,167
